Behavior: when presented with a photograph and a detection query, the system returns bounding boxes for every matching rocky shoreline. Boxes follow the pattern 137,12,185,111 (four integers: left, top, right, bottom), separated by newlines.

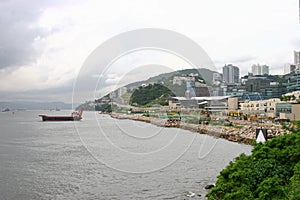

109,113,285,145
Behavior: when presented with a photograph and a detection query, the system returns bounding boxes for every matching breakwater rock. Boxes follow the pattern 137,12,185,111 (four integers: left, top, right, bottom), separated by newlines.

198,124,284,144
109,113,285,145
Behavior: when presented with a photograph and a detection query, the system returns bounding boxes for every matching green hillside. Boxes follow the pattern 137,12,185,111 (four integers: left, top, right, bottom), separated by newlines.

129,83,175,106
78,67,218,110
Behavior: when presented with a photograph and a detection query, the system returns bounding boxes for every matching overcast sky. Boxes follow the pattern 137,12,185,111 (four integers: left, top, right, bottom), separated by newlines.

0,0,300,103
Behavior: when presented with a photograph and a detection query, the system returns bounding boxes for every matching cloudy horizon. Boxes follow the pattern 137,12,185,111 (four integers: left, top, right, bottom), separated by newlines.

1,0,300,103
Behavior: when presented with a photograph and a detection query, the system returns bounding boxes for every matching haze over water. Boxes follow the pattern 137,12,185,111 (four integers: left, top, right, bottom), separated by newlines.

0,111,252,199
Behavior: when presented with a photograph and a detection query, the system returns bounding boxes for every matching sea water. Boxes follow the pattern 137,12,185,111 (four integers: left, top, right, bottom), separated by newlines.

0,110,252,199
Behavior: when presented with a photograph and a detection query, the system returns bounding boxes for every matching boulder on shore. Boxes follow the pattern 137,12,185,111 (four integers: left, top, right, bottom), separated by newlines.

204,184,215,190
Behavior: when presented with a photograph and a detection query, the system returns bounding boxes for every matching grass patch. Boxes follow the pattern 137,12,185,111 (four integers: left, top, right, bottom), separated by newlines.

233,125,243,129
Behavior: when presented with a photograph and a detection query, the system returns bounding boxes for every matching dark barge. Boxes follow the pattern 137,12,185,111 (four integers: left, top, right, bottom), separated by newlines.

39,108,83,121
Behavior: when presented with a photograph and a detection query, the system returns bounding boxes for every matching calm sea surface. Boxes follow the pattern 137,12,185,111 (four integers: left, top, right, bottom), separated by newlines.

0,110,252,199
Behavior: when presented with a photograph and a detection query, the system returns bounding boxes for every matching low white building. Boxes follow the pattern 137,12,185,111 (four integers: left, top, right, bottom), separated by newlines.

240,98,282,116
173,76,195,85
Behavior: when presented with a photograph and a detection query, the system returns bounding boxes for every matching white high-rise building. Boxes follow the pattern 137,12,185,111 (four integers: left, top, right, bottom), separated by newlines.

294,51,300,64
222,64,239,84
284,63,296,74
294,51,300,69
251,64,269,76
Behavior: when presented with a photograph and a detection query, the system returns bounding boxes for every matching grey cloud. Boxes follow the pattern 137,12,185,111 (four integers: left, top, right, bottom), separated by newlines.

0,0,69,69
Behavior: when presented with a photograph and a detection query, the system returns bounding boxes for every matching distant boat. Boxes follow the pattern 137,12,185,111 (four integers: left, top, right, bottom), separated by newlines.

39,108,83,121
2,108,10,112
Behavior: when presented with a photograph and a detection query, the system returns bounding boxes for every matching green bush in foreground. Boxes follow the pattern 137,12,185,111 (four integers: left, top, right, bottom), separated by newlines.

207,132,300,200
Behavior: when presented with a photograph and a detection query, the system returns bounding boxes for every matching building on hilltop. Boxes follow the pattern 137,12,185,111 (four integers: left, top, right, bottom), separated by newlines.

251,64,269,76
222,64,239,84
172,76,196,86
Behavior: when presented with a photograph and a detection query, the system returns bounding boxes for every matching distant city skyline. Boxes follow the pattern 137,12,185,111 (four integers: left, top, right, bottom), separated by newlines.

251,64,269,76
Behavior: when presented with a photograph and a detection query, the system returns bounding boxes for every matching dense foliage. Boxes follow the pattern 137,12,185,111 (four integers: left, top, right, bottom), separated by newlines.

95,104,111,112
207,132,300,200
129,83,175,106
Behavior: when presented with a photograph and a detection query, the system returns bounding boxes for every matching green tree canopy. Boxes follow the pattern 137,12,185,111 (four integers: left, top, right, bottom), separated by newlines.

207,132,300,200
129,83,175,106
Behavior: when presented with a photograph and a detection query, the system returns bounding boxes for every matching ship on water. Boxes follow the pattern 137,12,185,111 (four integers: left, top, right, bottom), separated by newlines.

2,108,10,112
39,108,83,121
